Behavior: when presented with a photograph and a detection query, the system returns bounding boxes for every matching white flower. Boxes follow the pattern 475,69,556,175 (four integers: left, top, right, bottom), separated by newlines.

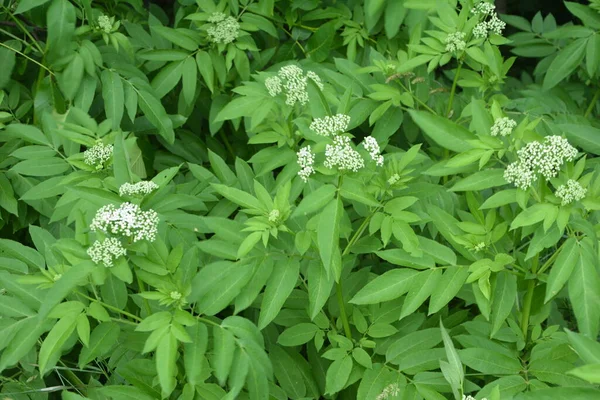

268,65,324,106
309,114,351,136
376,383,400,400
97,15,113,33
462,396,488,400
388,173,400,185
473,22,489,38
84,142,113,170
87,237,127,267
504,161,537,190
90,203,159,242
504,136,578,189
268,209,280,222
490,117,517,137
119,181,159,197
265,76,282,97
555,179,587,205
471,1,495,15
362,136,384,166
207,13,239,44
324,135,365,172
445,31,466,53
487,14,506,35
297,146,315,182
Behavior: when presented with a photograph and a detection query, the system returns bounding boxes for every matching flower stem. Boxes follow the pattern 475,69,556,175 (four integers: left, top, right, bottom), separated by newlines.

446,62,463,118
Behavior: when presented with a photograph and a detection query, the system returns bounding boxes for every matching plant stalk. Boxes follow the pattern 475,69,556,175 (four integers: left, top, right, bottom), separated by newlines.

446,62,463,118
520,256,539,340
584,87,600,118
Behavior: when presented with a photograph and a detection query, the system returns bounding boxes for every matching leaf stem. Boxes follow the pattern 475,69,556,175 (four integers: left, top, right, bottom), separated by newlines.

520,256,539,340
584,87,600,118
76,291,142,322
0,41,53,75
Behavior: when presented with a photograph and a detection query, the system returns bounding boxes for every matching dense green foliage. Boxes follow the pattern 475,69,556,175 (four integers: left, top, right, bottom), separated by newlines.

1,0,600,399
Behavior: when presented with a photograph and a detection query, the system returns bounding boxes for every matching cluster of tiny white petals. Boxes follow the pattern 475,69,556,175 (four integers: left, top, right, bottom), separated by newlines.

119,181,159,197
97,15,113,33
376,383,400,400
90,203,159,242
504,136,578,189
84,142,113,170
463,396,488,400
473,242,486,252
268,209,280,223
309,114,351,136
265,76,282,97
555,180,587,205
445,32,466,53
471,1,495,15
297,146,316,182
207,12,239,44
473,12,506,38
491,117,517,137
87,237,127,267
267,65,324,106
388,173,400,185
324,135,365,172
362,136,384,166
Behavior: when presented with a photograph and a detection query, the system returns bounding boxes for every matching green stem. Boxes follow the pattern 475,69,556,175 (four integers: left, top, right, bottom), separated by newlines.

0,42,53,75
446,62,463,118
396,79,437,115
76,291,142,322
520,257,539,341
336,281,352,339
584,87,600,118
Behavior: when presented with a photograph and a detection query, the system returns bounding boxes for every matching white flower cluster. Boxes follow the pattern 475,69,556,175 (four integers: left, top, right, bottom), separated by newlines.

473,242,486,252
309,114,351,136
207,12,239,44
490,117,517,137
84,142,113,170
445,32,466,53
463,395,488,400
376,383,400,400
362,136,384,166
324,135,365,172
97,15,113,34
471,1,495,15
265,65,324,106
297,146,316,182
170,291,182,300
504,136,578,190
119,181,159,197
87,237,127,267
268,209,280,223
555,179,587,206
90,202,159,242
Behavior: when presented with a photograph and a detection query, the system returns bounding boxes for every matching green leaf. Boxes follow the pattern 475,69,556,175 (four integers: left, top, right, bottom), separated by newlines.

151,61,184,99
409,110,475,153
39,315,78,374
278,323,319,346
325,355,352,395
515,388,600,400
215,96,264,121
196,51,214,93
58,54,84,101
2,124,50,145
317,197,343,281
291,184,336,218
270,346,306,398
182,57,198,106
0,45,16,89
45,0,75,59
568,247,600,338
450,169,507,191
97,386,157,400
212,326,235,386
0,239,44,270
11,158,70,177
559,124,600,155
480,189,518,209
566,329,600,365
100,71,124,132
357,364,398,400
350,269,419,305
400,268,442,319
152,26,198,51
258,258,299,329
565,2,600,29
567,364,600,384
0,317,49,372
212,183,263,211
510,203,556,230
543,38,587,90
586,33,600,77
376,249,436,269
428,266,469,314
340,177,380,207
308,260,333,320
440,321,463,399
156,331,177,396
459,348,522,375
545,238,579,302
490,272,517,337
0,174,18,216
137,90,174,144
112,132,133,185
14,0,50,13
78,322,120,367
196,261,254,316
184,323,208,386
38,261,94,320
